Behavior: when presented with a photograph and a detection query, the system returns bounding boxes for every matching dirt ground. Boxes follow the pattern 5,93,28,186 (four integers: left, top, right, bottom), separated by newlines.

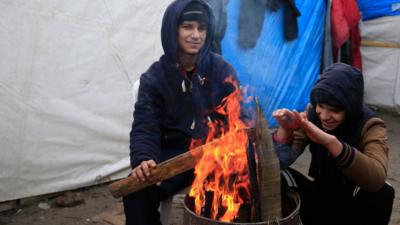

0,110,399,225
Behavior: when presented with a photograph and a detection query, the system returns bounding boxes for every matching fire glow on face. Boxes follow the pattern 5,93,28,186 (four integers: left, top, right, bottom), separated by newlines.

189,76,251,222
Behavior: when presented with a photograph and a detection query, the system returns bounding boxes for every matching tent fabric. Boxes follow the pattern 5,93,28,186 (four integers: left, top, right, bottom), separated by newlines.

0,0,171,202
357,0,400,21
221,0,325,127
0,0,327,202
360,16,400,112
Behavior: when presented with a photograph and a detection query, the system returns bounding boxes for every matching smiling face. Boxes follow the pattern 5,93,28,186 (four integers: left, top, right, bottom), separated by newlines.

315,104,346,131
177,21,207,56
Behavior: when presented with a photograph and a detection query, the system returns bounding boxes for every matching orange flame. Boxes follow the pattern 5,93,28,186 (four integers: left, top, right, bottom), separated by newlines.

189,76,251,222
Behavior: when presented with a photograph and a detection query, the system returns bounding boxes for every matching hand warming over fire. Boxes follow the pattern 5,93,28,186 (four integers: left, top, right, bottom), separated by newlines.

272,108,305,143
272,108,303,131
298,115,343,158
131,160,157,182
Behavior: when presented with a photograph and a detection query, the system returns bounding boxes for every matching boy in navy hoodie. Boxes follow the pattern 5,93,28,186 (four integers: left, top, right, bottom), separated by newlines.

123,1,240,224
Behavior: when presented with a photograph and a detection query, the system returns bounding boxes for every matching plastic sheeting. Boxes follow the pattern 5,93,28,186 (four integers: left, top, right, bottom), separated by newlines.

360,16,400,112
357,0,400,21
221,0,325,127
0,0,172,202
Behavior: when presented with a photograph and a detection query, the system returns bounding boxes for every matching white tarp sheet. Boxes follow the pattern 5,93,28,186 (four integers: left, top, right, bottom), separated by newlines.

360,16,400,112
0,0,172,202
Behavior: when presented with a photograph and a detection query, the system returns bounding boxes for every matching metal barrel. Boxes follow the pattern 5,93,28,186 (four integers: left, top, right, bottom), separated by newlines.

183,188,302,225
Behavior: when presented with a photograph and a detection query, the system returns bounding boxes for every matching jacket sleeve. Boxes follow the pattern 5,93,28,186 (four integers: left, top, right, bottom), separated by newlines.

273,128,309,169
334,118,389,192
129,72,163,168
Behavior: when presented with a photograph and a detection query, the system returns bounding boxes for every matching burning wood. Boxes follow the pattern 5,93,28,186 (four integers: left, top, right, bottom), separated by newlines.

109,77,282,223
108,133,243,198
188,76,252,222
108,77,249,201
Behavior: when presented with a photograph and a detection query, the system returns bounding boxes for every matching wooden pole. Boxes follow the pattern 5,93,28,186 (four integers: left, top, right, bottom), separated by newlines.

108,130,248,198
361,39,400,49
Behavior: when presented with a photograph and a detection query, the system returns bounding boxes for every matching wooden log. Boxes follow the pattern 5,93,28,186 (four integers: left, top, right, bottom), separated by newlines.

108,131,246,198
254,99,282,221
109,148,200,198
361,39,400,49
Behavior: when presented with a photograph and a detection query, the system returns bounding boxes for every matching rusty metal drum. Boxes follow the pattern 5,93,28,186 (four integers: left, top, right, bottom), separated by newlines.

183,188,302,225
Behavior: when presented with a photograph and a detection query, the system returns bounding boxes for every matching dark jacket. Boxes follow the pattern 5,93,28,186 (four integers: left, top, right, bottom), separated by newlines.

129,0,238,168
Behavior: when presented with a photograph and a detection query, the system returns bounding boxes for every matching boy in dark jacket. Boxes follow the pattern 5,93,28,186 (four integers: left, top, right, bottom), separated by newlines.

123,1,240,224
272,63,395,225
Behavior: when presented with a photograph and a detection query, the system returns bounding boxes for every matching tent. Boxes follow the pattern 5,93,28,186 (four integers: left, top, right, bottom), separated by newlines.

0,0,169,202
357,0,400,112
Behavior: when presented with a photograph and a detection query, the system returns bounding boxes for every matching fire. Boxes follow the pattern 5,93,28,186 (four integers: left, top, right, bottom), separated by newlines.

189,76,251,222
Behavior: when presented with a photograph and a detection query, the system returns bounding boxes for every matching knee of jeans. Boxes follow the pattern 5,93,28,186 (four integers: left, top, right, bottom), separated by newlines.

383,182,395,199
372,182,395,204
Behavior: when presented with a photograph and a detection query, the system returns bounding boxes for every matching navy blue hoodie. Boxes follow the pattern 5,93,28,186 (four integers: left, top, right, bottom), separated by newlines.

129,0,238,169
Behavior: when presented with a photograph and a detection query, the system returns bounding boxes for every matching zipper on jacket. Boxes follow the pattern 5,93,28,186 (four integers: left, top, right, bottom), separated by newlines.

190,118,196,130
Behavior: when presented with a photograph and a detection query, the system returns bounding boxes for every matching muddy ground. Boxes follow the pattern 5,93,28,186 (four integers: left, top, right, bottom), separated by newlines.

0,110,399,225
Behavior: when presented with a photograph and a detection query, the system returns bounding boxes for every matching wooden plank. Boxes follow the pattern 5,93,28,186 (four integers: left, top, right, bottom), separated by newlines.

361,39,400,49
108,131,246,198
108,148,199,198
254,99,282,221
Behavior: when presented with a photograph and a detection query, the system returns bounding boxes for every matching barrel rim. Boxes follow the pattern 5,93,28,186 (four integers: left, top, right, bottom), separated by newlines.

183,188,301,225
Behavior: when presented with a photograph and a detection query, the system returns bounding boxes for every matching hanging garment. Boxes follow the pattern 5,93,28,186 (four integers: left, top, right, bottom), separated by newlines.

238,0,269,49
238,0,301,49
331,0,362,69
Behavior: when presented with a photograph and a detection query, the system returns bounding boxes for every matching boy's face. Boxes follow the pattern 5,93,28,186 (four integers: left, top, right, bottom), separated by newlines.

178,21,207,55
316,104,346,131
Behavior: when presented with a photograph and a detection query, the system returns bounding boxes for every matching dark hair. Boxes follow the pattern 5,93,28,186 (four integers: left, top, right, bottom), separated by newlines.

311,88,344,110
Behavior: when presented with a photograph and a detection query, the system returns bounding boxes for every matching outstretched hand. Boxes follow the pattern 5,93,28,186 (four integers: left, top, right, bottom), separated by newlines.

296,113,335,146
272,108,304,131
299,114,342,157
273,108,332,144
273,108,342,157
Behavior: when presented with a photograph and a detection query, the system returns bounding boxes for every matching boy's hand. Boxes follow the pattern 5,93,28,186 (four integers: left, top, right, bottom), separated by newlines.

131,160,157,182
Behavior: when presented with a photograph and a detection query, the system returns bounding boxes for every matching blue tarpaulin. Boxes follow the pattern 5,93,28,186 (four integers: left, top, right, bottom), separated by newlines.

357,0,400,21
221,0,326,127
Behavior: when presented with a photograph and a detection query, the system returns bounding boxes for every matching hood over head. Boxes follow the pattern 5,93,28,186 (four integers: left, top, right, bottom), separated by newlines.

161,0,215,65
310,63,364,121
179,1,209,25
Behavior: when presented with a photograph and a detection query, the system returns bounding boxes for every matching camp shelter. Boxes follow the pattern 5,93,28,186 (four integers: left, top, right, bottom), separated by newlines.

1,0,398,204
